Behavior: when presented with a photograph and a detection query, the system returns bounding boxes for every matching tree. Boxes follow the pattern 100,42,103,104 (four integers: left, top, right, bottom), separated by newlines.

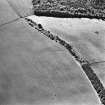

89,0,105,9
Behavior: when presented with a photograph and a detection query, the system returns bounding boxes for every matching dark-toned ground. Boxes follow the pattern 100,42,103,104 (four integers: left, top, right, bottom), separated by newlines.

32,0,105,20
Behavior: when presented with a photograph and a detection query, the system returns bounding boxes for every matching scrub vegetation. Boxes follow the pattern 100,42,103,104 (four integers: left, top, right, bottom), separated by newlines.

32,0,105,19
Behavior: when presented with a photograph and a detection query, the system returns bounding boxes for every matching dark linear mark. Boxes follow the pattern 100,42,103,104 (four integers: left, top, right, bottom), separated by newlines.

26,18,105,105
89,61,105,66
34,10,105,20
0,18,20,28
0,15,33,28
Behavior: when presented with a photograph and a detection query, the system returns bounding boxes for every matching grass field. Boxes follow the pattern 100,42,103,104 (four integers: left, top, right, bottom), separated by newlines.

0,0,104,105
29,15,105,88
0,17,100,105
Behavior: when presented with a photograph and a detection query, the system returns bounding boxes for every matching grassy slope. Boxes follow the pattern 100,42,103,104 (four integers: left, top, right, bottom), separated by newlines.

0,0,18,26
7,0,33,17
0,18,99,105
0,0,33,27
34,17,105,63
0,0,101,105
30,15,105,93
0,1,99,105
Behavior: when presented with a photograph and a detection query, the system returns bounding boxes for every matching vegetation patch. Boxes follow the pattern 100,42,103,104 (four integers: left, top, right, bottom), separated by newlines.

32,0,105,20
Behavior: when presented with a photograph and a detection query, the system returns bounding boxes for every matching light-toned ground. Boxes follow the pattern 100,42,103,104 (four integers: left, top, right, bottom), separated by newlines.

0,0,18,26
0,16,100,105
29,15,105,93
30,16,105,63
0,0,103,105
0,0,33,27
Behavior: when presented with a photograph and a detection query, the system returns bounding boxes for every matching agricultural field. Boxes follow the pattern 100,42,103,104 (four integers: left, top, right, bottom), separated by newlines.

0,0,105,105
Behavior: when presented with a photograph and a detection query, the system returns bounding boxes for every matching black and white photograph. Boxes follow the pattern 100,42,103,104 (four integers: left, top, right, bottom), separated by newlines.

0,0,105,105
